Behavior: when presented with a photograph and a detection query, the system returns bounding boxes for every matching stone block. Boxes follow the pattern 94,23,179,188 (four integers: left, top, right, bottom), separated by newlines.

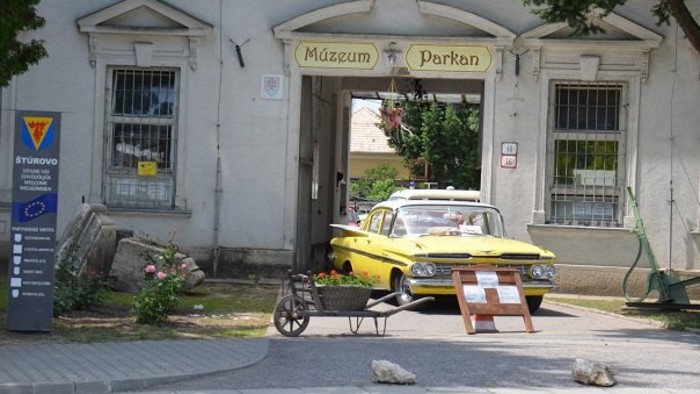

109,237,205,293
55,203,116,277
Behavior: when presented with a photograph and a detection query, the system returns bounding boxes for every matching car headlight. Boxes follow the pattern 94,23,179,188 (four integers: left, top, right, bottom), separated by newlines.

543,265,556,279
529,264,555,279
410,262,436,277
529,265,545,279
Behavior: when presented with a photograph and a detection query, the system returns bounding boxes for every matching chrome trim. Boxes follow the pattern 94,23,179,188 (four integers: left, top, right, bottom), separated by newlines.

407,278,556,289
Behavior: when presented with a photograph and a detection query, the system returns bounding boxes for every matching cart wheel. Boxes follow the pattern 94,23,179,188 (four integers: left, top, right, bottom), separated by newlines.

273,294,310,337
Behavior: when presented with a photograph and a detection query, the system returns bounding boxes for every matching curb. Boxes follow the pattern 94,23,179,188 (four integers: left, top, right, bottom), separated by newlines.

542,299,669,329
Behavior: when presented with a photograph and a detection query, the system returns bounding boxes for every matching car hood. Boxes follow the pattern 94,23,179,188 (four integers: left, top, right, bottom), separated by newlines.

391,235,553,258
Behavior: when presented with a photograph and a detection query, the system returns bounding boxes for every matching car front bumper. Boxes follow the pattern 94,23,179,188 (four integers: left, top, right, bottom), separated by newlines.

407,278,555,297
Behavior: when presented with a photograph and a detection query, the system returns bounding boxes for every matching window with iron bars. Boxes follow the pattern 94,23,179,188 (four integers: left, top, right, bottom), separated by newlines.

547,81,627,227
104,68,178,209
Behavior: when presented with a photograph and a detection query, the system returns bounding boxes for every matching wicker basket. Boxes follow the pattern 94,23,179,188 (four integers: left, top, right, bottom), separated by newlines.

316,285,372,311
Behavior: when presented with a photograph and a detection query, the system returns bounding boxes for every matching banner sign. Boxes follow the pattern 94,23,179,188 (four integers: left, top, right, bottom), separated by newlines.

406,44,491,73
294,41,379,70
7,111,61,332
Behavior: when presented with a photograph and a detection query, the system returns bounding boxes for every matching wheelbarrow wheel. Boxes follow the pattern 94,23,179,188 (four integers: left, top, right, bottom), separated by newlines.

273,294,310,337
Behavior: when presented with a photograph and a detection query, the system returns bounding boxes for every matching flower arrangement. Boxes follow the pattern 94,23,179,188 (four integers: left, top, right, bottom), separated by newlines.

313,270,379,288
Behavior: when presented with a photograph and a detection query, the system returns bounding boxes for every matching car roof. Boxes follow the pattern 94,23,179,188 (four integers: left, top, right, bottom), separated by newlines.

372,199,498,212
387,189,481,202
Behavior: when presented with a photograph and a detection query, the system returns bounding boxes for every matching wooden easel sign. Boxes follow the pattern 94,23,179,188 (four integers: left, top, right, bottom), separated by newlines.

452,265,534,334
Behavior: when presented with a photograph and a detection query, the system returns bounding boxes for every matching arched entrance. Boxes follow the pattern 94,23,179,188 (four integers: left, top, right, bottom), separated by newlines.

273,0,515,271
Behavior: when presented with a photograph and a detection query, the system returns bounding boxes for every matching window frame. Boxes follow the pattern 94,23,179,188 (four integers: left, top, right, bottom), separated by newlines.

545,80,629,227
103,67,181,210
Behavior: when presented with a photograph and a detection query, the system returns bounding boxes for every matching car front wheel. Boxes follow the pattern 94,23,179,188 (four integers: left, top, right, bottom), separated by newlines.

526,296,543,314
393,273,414,306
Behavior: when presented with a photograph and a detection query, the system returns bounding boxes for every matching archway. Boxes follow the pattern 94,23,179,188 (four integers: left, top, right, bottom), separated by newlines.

274,1,515,271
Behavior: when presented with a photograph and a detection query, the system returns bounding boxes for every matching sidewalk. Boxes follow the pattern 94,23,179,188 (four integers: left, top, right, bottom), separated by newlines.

0,338,268,393
0,332,695,394
1,298,698,394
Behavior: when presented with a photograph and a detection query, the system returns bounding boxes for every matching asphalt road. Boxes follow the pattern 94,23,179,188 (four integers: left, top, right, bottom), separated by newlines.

138,297,700,391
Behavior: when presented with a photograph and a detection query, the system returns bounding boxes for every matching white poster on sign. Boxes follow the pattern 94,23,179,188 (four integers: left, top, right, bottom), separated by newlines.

475,271,499,288
463,285,487,303
497,286,521,304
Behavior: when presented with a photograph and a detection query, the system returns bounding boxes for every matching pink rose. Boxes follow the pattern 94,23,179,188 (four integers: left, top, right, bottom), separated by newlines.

181,263,188,270
156,271,167,280
145,265,156,273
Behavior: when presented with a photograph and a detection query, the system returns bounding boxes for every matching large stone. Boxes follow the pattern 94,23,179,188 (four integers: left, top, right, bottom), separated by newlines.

180,257,206,289
572,358,616,387
109,237,205,293
371,360,416,385
55,204,116,277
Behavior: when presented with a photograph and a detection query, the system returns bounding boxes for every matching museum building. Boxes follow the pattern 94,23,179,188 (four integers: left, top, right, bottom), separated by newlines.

1,0,699,293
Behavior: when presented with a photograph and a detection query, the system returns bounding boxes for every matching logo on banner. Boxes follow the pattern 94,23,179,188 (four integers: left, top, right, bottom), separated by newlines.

12,193,58,222
22,116,55,151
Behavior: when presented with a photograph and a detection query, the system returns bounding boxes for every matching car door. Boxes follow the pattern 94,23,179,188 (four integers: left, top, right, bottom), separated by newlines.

350,209,391,286
356,209,396,288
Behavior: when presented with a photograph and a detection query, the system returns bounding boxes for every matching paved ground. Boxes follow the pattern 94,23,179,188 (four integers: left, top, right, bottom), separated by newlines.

0,298,698,394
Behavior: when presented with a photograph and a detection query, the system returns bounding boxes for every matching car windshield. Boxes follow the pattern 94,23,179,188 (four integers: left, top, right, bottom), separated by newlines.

391,205,505,238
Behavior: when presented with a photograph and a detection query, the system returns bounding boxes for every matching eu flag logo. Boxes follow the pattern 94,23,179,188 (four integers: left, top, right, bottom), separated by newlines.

12,193,58,222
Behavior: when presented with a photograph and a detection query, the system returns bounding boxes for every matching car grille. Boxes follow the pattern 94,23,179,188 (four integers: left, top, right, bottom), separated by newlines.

434,264,529,279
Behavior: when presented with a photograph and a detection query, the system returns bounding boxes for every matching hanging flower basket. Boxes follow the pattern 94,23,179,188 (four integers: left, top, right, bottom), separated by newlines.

379,104,405,130
316,285,372,311
379,78,405,132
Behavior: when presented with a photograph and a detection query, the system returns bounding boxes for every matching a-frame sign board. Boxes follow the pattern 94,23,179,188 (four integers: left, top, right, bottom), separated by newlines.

452,265,534,334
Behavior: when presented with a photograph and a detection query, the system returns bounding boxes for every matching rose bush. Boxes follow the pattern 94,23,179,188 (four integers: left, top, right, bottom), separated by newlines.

132,229,187,325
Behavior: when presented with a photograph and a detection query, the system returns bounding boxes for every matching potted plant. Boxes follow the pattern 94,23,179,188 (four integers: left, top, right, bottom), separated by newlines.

313,270,379,311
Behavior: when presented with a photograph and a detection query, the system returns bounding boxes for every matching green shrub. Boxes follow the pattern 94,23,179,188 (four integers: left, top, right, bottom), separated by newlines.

53,248,105,316
132,233,187,325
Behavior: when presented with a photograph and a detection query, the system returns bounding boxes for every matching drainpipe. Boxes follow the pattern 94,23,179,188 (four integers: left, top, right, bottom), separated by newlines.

212,0,224,277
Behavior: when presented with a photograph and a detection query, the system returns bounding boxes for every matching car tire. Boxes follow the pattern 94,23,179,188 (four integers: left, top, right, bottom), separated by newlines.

526,296,543,314
393,273,414,306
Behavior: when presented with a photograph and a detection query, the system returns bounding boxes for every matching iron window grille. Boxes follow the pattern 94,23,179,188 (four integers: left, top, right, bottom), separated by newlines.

547,81,627,227
104,68,178,209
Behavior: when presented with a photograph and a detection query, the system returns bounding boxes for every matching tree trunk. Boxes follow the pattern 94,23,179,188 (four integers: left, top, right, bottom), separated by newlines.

668,0,700,55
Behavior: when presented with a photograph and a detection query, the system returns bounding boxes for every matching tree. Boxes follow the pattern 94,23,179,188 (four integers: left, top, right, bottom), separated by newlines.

380,101,480,189
0,0,47,88
523,0,700,55
349,164,399,202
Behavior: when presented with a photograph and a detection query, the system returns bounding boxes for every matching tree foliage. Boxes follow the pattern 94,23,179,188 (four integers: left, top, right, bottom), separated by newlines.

349,164,399,202
523,0,700,54
0,0,47,87
380,101,480,190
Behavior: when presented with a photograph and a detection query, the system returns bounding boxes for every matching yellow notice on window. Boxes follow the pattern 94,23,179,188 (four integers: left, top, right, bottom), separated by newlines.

137,161,157,176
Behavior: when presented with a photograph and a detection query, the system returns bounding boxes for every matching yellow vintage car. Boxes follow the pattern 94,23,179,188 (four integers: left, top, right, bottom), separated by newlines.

329,199,556,313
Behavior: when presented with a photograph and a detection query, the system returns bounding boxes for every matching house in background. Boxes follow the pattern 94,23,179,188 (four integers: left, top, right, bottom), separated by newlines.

348,106,409,182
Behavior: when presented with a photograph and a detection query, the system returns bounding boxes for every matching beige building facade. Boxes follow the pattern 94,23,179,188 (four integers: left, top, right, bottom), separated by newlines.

1,0,700,293
349,106,409,181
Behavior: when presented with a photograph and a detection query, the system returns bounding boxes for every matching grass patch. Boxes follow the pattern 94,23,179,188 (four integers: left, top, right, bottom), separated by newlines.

0,275,279,345
547,296,700,331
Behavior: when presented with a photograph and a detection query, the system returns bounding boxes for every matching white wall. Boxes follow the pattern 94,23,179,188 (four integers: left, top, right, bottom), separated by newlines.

1,0,699,274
